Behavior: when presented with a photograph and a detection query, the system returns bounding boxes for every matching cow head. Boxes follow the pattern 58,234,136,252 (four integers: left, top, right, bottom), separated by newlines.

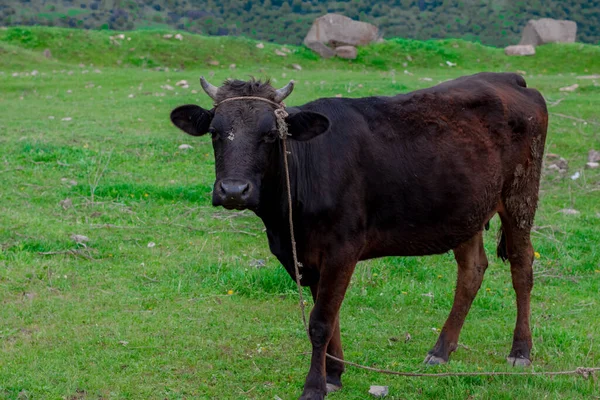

170,77,330,210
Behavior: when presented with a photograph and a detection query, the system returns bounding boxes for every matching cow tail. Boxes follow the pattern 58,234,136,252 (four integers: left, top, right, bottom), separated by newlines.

496,225,509,262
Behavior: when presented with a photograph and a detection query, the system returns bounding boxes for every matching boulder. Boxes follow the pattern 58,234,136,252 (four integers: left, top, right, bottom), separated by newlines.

304,13,380,58
519,19,577,46
335,45,358,59
305,40,335,58
504,45,535,56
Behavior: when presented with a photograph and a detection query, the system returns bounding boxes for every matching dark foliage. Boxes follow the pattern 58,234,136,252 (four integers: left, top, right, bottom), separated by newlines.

1,0,599,47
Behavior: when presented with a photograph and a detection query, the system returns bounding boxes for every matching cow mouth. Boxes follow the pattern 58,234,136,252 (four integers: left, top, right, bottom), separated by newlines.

221,202,249,210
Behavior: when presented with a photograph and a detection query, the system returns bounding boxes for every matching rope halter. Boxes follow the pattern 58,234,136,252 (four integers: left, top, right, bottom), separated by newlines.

213,96,290,140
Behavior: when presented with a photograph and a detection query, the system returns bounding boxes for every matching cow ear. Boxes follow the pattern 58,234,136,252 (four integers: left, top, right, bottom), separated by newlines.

285,109,330,141
170,105,213,136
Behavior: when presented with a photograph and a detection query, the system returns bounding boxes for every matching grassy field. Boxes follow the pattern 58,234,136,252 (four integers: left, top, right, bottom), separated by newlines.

1,27,599,399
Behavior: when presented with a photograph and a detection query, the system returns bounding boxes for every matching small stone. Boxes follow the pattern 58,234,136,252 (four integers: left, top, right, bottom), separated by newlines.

275,49,287,57
504,45,536,56
335,94,342,98
117,34,125,40
291,63,302,71
163,34,173,39
59,198,73,209
66,89,72,94
31,70,39,76
559,208,580,215
559,84,579,92
570,171,580,180
545,154,568,172
178,144,193,150
147,242,156,248
229,63,236,69
128,94,134,98
208,60,219,66
585,162,599,169
61,117,72,121
70,234,89,244
175,33,183,40
446,60,457,67
588,150,600,163
175,80,188,87
48,116,55,120
43,48,52,58
249,259,266,268
256,42,264,49
161,84,174,91
369,385,389,397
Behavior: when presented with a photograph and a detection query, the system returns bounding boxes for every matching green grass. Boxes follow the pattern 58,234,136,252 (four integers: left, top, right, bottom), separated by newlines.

1,27,599,399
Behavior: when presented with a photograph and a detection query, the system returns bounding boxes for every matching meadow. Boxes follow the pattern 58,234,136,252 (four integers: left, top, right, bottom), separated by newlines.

0,27,599,399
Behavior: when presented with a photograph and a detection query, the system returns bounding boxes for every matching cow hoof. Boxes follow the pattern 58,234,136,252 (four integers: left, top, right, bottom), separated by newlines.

507,356,531,367
299,391,325,400
424,354,447,365
326,383,342,393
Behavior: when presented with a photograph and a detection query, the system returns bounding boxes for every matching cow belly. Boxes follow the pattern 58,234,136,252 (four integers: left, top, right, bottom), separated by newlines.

361,226,480,259
360,181,500,258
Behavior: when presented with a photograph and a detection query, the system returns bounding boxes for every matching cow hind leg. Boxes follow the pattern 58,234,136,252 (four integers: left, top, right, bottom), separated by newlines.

498,207,535,366
425,231,488,365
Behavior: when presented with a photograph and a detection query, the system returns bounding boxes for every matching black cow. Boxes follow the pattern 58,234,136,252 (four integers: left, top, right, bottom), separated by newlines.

170,72,548,400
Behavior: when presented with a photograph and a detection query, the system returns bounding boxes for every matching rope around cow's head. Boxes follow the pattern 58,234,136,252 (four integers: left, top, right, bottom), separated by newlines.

212,95,291,140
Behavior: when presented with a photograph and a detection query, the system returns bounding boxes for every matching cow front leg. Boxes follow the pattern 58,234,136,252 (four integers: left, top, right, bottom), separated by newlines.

309,285,344,393
300,262,356,400
426,231,488,364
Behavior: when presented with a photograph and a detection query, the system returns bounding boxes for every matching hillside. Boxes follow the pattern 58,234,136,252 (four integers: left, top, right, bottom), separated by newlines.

1,0,599,48
2,26,600,75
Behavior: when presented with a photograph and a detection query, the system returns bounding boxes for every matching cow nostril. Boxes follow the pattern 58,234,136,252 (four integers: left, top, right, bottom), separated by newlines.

218,181,227,195
240,183,250,196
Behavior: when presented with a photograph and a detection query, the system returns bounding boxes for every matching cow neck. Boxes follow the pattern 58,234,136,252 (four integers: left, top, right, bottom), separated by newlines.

257,138,295,227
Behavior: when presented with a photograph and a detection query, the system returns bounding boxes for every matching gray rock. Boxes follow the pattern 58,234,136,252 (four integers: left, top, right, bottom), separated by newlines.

59,198,73,210
545,154,568,173
304,40,335,58
519,18,577,46
43,48,52,58
504,45,536,56
559,208,580,215
369,385,389,397
71,234,90,244
304,13,380,58
559,83,579,92
585,162,599,169
588,150,600,163
335,45,358,59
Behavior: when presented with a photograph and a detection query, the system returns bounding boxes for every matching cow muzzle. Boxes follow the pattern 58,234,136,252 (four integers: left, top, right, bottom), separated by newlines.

213,179,255,210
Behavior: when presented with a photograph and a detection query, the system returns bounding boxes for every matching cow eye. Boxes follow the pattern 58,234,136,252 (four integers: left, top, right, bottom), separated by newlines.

208,127,218,138
263,129,278,143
